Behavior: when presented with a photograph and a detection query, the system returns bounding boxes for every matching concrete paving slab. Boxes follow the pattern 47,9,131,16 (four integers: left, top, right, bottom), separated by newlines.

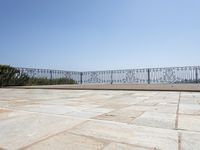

180,131,200,150
0,110,85,150
94,109,143,123
0,108,13,120
23,132,106,150
131,111,176,129
178,114,200,132
17,104,86,115
179,97,200,105
0,89,200,149
69,120,178,150
119,104,177,114
103,142,152,150
65,111,104,119
179,103,200,115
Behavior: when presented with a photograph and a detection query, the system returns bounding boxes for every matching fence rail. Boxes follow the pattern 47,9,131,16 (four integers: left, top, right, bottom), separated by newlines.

17,67,81,84
15,66,200,84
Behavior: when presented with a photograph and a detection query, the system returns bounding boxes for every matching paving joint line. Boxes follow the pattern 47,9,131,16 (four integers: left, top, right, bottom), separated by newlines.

178,132,182,150
175,92,181,129
20,120,89,149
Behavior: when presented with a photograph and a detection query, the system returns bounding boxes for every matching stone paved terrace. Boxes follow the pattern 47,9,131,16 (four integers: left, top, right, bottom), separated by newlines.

0,89,200,150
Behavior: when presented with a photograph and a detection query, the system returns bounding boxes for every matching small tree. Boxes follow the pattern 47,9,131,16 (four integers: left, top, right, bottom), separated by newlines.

0,65,29,86
0,65,76,86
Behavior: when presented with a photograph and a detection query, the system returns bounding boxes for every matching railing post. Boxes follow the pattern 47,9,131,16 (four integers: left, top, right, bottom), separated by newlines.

1,75,3,88
147,69,150,84
80,72,83,84
111,70,113,84
50,70,52,84
50,70,52,80
195,67,198,83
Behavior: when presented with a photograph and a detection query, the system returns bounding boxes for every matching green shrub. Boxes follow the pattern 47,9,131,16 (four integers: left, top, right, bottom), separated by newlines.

0,65,76,87
27,77,76,85
0,65,29,86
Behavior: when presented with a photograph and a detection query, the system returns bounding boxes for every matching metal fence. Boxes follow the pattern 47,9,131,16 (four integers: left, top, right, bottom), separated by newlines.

16,66,200,84
17,67,81,84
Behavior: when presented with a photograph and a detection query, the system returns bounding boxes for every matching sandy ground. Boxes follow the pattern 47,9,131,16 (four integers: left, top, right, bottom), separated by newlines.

0,89,200,150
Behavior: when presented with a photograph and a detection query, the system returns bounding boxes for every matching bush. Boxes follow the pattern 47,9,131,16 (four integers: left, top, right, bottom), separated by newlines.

0,65,76,87
27,77,76,85
0,65,29,86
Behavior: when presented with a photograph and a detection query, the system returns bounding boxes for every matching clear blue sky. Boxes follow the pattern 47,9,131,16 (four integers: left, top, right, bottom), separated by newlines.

0,0,200,71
